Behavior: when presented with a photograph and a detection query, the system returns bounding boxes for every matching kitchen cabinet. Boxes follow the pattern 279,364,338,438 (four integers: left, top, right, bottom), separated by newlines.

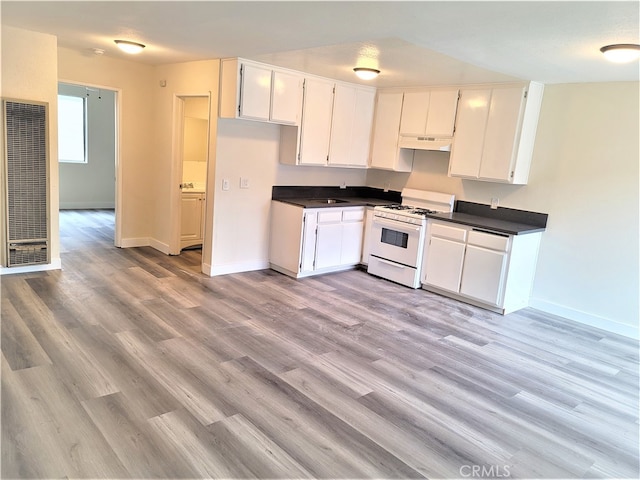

180,192,205,249
459,238,508,305
422,220,542,314
280,79,375,167
339,208,365,264
360,206,375,265
448,82,544,184
328,84,375,167
269,201,364,278
219,58,302,125
315,210,344,269
369,92,414,172
298,78,335,166
399,89,459,137
423,223,467,292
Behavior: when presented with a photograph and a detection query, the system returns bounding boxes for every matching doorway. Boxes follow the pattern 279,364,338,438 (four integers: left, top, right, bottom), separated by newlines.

57,81,120,249
171,95,211,256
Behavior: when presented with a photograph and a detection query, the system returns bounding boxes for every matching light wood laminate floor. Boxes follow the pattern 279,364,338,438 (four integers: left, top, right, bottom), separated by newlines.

1,209,638,479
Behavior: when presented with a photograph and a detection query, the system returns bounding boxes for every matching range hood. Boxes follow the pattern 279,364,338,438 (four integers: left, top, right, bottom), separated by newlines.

398,135,452,152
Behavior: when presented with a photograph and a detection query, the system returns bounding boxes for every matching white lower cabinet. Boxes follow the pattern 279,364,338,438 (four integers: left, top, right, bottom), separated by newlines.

315,211,344,269
360,207,375,265
341,220,365,265
269,201,364,278
424,236,466,293
180,192,205,249
459,242,508,306
422,220,541,314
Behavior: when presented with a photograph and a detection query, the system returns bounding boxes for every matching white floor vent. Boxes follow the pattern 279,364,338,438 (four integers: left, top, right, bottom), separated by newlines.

3,99,50,267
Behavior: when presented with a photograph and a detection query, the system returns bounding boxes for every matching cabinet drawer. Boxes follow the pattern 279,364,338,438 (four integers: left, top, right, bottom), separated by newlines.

317,210,343,223
342,208,365,222
467,230,510,252
430,223,467,242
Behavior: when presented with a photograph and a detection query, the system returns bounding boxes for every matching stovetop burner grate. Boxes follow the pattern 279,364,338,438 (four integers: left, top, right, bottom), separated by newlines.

411,208,438,215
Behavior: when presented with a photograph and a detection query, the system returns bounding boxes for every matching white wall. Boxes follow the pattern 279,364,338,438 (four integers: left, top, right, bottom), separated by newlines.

58,47,156,245
0,26,60,271
209,119,368,275
58,83,116,209
150,60,219,258
367,82,640,338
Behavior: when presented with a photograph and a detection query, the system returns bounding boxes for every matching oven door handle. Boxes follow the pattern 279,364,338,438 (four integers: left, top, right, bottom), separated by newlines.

377,258,406,269
373,217,422,233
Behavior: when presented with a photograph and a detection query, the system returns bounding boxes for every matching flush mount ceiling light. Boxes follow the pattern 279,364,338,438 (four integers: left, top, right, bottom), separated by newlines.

600,44,640,63
353,67,380,80
114,40,145,54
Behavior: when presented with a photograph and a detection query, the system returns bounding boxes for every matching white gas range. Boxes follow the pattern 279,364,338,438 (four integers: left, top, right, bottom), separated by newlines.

367,189,455,288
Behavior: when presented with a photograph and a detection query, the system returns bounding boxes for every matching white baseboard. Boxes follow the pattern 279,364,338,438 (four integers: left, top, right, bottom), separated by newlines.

207,260,269,277
0,257,62,276
119,237,171,255
60,202,115,210
529,298,639,340
120,237,150,248
149,238,171,255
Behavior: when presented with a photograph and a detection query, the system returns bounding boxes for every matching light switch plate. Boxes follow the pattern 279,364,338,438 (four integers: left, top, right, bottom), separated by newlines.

240,177,249,189
222,179,230,191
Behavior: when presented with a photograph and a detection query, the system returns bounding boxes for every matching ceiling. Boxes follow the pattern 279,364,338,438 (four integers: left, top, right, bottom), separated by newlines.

2,1,639,87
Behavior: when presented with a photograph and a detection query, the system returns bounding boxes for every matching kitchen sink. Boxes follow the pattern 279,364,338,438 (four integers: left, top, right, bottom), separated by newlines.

313,198,348,204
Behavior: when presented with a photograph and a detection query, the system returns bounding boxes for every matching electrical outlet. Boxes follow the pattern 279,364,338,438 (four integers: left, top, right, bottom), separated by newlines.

339,181,347,189
222,179,230,191
383,182,391,193
240,177,250,189
491,197,499,209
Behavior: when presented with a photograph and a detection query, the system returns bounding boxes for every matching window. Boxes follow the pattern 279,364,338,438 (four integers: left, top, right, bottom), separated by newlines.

58,94,86,163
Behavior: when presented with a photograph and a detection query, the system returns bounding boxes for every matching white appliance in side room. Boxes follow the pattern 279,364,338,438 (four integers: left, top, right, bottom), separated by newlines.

367,189,455,288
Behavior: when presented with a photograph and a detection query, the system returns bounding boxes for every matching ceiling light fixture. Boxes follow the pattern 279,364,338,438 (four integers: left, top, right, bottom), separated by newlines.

599,44,640,63
114,40,146,54
353,67,380,80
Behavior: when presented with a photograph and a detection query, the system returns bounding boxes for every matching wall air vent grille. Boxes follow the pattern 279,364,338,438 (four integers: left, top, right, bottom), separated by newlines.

3,99,49,266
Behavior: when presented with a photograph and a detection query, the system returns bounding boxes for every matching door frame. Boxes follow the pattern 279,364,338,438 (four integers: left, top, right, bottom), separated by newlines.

58,79,123,247
168,93,211,255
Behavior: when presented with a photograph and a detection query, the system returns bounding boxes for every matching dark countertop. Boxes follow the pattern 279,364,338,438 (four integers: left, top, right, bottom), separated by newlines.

427,201,548,235
426,212,546,235
272,185,401,209
275,197,397,209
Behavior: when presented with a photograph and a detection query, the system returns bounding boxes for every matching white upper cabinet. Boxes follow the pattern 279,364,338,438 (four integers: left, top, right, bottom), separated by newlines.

328,84,375,167
369,92,414,172
270,70,303,124
399,89,459,137
219,58,302,125
298,77,335,166
239,62,272,121
448,89,491,178
448,82,544,184
281,79,375,168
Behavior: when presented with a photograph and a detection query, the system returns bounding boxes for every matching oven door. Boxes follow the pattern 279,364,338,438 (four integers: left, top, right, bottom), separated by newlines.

369,215,423,268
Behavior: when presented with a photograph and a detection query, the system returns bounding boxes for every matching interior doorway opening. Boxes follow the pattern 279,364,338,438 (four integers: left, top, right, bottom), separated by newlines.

57,81,120,250
171,95,210,257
